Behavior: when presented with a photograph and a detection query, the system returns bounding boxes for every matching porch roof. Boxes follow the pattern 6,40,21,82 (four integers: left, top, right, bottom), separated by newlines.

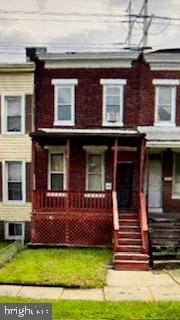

138,126,180,148
30,128,143,138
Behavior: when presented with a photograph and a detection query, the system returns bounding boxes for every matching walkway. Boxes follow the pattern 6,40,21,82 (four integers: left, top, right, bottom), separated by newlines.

0,270,179,301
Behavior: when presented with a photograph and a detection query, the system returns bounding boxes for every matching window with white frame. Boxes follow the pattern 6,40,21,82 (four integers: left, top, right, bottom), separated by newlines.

52,79,78,126
4,161,25,202
100,79,126,126
153,79,179,126
3,95,24,133
87,154,104,191
5,222,24,240
49,153,65,190
173,153,180,197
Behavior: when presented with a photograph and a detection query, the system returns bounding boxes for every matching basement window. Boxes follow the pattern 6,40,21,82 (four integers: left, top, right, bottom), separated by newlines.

5,222,24,240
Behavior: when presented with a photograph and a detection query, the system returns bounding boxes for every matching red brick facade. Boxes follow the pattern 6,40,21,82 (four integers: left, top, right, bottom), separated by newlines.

30,52,180,248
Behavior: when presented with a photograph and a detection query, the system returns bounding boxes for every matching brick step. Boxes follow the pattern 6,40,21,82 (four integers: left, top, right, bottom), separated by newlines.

119,232,141,239
118,238,142,245
115,245,143,252
114,261,149,271
114,252,148,261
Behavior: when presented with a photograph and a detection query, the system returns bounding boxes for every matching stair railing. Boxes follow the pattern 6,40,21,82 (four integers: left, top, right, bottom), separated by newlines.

112,191,119,251
139,192,149,254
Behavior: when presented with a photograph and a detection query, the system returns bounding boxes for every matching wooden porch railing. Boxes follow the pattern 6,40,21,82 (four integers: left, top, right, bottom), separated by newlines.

139,192,149,254
112,191,119,250
32,190,112,213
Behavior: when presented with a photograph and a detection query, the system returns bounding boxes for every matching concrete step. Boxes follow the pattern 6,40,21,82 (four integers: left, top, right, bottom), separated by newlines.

114,252,149,261
114,260,149,271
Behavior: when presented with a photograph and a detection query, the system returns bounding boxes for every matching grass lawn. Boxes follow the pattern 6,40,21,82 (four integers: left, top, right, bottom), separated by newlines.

0,297,179,319
0,241,13,251
0,248,112,288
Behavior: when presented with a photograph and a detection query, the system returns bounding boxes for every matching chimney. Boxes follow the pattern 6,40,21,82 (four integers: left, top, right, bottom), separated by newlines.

26,47,47,62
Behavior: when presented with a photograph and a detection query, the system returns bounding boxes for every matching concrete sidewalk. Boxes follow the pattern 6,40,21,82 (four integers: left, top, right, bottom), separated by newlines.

0,270,179,301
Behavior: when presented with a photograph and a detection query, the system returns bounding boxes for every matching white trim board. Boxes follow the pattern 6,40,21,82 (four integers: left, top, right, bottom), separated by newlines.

153,79,180,85
39,128,138,135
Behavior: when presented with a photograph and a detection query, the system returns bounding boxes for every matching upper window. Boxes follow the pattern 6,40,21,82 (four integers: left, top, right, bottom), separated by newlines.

153,79,179,126
100,79,127,127
3,161,25,203
3,95,24,133
49,152,66,190
52,79,78,126
86,154,104,191
173,153,180,198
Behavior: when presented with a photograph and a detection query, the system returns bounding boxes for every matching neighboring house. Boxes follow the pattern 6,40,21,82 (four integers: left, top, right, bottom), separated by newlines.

0,63,34,242
27,48,180,270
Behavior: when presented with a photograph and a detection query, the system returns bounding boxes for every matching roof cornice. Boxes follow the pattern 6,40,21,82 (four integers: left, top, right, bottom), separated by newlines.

38,51,138,69
146,53,180,70
0,63,35,73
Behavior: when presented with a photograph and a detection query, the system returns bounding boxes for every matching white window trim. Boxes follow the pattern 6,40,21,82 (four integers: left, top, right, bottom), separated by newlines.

1,93,25,135
153,79,180,86
100,79,126,127
4,221,25,240
52,79,78,126
86,152,105,191
2,160,26,205
172,153,180,199
154,85,176,127
48,150,67,190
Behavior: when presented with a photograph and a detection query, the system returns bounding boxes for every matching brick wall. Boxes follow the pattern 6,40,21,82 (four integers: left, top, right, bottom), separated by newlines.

35,58,161,129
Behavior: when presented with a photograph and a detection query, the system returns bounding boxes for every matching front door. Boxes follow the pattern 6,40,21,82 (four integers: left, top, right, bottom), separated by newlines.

148,157,162,212
117,163,133,209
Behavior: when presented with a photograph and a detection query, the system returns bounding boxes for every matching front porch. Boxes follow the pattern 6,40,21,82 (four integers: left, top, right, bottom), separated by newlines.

30,129,149,269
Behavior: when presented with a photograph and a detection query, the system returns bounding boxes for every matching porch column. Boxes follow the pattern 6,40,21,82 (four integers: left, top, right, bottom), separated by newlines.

113,138,118,192
139,135,146,193
31,139,37,212
66,138,70,211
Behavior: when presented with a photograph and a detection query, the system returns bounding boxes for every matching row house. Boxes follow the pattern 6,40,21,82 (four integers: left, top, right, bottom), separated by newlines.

27,48,180,270
0,63,34,242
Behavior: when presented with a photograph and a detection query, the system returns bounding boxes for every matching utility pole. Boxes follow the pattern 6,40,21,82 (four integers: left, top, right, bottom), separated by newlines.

126,0,132,47
125,0,151,49
143,0,148,47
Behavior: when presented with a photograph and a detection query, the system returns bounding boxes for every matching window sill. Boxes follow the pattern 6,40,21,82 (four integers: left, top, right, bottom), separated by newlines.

5,235,23,240
171,195,180,200
102,122,123,127
54,121,75,126
1,131,25,135
3,201,26,206
154,122,176,127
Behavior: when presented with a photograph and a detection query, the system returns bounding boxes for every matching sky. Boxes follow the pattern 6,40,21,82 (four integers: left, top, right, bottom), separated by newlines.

0,0,180,62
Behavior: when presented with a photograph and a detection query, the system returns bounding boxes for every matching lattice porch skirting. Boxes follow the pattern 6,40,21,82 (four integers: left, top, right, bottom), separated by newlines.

31,213,113,247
